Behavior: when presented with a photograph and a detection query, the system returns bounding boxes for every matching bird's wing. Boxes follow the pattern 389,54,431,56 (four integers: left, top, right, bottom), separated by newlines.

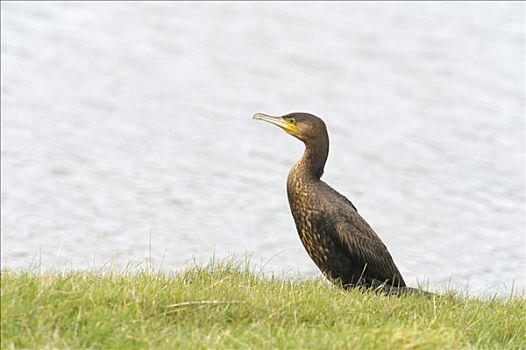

327,211,406,287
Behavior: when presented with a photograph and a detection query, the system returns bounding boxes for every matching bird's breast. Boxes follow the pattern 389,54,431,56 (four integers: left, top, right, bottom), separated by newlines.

286,174,335,267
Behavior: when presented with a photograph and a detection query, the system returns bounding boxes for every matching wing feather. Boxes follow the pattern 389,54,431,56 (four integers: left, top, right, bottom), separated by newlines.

329,209,406,287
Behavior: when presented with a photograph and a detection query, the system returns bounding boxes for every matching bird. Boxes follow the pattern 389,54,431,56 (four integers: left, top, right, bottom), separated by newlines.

253,112,427,295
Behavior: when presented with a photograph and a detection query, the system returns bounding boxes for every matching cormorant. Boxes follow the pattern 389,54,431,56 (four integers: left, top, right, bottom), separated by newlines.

254,112,426,295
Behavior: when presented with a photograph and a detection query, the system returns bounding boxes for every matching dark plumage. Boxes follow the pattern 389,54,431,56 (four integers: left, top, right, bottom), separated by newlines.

254,112,426,295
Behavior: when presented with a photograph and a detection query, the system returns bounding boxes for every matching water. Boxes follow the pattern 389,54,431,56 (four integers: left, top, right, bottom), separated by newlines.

1,2,524,295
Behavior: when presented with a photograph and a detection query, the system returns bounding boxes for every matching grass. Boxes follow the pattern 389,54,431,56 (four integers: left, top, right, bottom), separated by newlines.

1,260,525,349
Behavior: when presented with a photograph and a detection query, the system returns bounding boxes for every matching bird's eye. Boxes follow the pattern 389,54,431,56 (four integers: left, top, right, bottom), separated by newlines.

288,118,296,124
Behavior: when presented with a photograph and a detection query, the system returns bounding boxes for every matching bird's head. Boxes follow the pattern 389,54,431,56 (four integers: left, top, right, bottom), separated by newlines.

253,112,328,144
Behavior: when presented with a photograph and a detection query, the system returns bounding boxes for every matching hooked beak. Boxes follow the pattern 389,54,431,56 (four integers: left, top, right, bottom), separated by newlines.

253,113,296,134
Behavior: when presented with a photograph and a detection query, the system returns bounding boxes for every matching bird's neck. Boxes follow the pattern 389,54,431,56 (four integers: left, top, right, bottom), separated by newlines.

293,138,329,181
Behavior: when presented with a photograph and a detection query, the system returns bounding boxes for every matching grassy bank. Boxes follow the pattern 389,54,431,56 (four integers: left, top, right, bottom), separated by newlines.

1,262,525,349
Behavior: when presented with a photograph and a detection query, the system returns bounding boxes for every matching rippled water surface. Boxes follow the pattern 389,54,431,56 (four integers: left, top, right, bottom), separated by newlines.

1,2,524,295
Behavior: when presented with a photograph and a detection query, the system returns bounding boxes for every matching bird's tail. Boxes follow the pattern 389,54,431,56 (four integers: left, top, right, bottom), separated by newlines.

370,280,434,296
398,285,435,296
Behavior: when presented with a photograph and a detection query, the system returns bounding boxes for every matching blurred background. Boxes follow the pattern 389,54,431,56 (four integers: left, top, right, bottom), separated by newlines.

1,2,524,295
